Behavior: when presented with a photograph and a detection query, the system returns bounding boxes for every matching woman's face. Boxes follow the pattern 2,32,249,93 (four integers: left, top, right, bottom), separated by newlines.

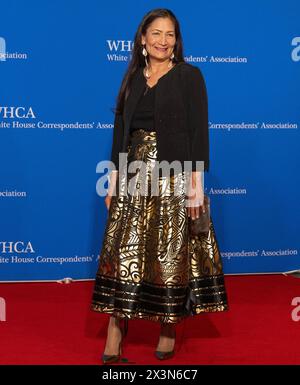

141,17,176,63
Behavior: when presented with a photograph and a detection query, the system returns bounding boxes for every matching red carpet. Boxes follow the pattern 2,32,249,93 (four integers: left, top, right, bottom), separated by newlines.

0,274,299,365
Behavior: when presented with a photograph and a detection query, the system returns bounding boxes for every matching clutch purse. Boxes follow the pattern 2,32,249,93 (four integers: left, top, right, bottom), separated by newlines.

188,194,210,236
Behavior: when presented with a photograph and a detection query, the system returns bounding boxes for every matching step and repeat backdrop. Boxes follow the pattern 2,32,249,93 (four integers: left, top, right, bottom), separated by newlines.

0,0,299,281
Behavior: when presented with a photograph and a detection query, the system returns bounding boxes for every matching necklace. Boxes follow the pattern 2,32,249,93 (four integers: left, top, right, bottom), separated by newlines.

143,64,175,81
143,84,150,96
143,65,176,91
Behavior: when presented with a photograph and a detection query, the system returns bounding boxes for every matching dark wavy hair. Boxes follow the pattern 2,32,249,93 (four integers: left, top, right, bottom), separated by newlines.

114,8,185,114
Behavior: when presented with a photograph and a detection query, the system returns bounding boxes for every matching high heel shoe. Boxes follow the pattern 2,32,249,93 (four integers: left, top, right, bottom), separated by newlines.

102,318,128,364
155,328,176,361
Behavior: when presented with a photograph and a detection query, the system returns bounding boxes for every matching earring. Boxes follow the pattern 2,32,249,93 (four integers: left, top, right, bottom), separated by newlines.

168,52,175,68
142,44,151,78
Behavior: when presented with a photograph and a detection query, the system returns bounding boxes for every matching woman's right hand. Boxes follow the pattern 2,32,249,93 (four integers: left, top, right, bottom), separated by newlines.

105,170,118,210
105,194,112,210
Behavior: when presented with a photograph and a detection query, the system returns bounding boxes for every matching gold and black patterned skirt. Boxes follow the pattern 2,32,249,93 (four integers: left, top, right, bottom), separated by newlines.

91,129,228,323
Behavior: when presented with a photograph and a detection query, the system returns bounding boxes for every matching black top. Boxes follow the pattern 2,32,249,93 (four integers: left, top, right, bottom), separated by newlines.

130,82,156,133
110,63,209,172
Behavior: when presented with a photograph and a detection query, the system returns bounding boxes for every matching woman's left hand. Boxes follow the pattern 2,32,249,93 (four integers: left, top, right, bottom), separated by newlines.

186,171,205,220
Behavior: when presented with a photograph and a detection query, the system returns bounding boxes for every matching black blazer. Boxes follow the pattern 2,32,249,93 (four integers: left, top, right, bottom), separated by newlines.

110,62,209,173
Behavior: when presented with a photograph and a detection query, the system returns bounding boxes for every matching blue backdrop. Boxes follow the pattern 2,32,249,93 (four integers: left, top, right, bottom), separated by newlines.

0,0,299,281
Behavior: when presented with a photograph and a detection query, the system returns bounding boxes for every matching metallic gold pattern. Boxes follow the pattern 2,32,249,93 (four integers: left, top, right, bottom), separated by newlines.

91,129,228,323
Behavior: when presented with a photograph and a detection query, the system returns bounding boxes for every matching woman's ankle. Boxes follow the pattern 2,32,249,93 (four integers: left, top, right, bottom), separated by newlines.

109,315,120,328
160,323,176,337
104,317,122,354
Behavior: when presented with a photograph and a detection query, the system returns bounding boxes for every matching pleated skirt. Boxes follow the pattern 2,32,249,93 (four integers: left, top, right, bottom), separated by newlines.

91,128,228,323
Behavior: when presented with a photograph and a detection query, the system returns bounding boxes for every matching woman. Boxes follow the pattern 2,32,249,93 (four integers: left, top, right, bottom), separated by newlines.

91,8,228,364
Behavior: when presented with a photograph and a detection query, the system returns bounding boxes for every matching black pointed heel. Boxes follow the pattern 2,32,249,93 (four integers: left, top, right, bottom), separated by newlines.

102,318,128,364
155,349,175,360
155,328,176,361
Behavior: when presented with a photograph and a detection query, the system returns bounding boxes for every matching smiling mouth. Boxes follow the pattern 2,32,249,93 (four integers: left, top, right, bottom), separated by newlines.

155,47,168,52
